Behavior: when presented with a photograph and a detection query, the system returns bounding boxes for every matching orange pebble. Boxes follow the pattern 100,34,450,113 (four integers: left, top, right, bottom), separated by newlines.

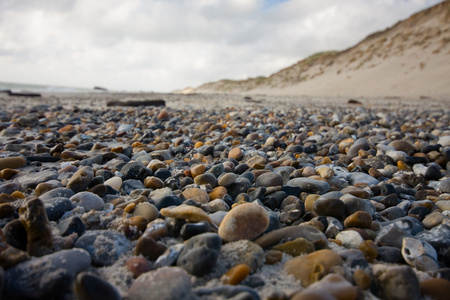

132,141,144,148
111,146,123,153
194,141,204,148
221,264,251,285
397,160,410,170
11,191,25,199
124,203,136,213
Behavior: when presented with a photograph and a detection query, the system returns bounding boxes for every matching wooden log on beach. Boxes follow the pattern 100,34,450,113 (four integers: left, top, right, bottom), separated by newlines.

106,99,166,107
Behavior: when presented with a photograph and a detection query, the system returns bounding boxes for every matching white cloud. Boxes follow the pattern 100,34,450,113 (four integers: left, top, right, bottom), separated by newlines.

0,0,443,91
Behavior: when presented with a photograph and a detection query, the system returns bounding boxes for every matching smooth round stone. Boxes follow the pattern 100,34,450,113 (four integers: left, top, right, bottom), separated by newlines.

284,249,344,287
128,267,192,300
0,156,26,171
286,178,330,195
302,166,317,177
70,192,105,211
147,159,167,172
336,230,364,248
380,206,406,220
135,235,167,260
402,237,438,272
0,182,20,195
436,200,450,211
221,240,264,272
313,198,346,220
227,177,252,199
273,237,315,256
74,272,121,300
373,265,420,300
160,204,212,224
292,274,358,300
388,140,415,155
437,135,450,147
104,176,122,191
57,216,85,236
344,211,372,229
153,195,182,210
425,164,442,180
4,249,91,300
121,161,152,181
39,187,74,201
376,246,404,264
144,176,165,189
67,166,94,193
316,166,334,179
206,163,224,178
182,188,210,204
228,148,244,160
347,172,379,186
255,172,283,187
0,167,20,180
440,177,450,193
74,230,130,266
190,164,206,178
180,221,211,240
221,264,251,285
194,173,218,187
204,199,230,212
176,233,221,276
420,278,450,300
126,256,153,278
209,186,228,200
133,202,159,222
219,202,269,242
422,211,446,229
375,225,413,248
218,173,238,187
340,194,376,216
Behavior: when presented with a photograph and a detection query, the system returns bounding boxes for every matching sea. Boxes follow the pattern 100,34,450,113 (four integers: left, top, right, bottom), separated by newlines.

0,81,101,94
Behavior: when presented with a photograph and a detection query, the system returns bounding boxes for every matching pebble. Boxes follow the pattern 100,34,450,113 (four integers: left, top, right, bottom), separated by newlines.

218,202,269,242
67,166,94,193
0,156,26,171
285,178,330,194
284,249,344,287
70,191,105,211
128,267,192,300
176,233,221,276
292,274,358,300
372,264,420,300
74,230,130,266
74,271,121,300
182,187,210,204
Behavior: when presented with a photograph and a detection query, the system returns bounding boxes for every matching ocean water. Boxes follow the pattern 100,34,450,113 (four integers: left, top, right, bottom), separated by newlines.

0,81,99,93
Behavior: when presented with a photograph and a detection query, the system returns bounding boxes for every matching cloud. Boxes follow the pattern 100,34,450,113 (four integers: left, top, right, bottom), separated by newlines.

0,0,443,91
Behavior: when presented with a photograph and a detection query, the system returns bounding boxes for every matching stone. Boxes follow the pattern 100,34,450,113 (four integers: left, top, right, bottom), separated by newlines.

285,178,330,194
284,249,344,287
44,197,73,221
135,235,167,261
344,211,372,229
255,225,328,249
144,176,165,189
0,156,26,171
436,200,450,211
104,176,122,191
182,188,210,204
160,204,212,224
347,138,370,158
39,187,74,201
420,278,450,300
121,161,152,181
19,197,54,257
228,148,244,160
292,274,358,300
58,216,85,236
221,264,251,285
227,177,252,199
347,172,379,186
375,225,413,248
74,271,121,300
176,233,221,276
313,198,346,220
273,237,315,256
340,194,376,216
422,211,446,229
194,173,218,187
316,166,334,179
128,267,192,300
74,230,130,266
133,202,159,222
70,191,105,211
388,140,415,155
218,173,238,187
425,163,442,180
14,169,58,189
180,221,211,240
218,202,269,242
336,230,364,248
255,172,283,187
373,264,420,300
440,177,450,193
153,195,182,210
67,166,94,193
221,240,264,272
126,256,153,278
4,249,91,300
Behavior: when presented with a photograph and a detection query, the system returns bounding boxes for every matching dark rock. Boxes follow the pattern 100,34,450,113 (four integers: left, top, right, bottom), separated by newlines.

180,221,211,240
376,246,405,264
4,249,91,300
177,233,221,276
3,219,27,251
40,187,75,201
313,198,346,220
121,162,152,181
74,272,121,300
58,216,85,236
44,197,73,221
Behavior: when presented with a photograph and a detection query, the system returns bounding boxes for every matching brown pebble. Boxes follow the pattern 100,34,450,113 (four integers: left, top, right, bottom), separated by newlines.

359,240,378,263
228,148,244,160
265,250,283,265
344,211,372,229
0,168,20,180
353,268,371,290
0,156,26,171
134,235,167,260
273,237,315,256
221,264,251,285
144,176,165,189
126,256,153,278
420,278,450,300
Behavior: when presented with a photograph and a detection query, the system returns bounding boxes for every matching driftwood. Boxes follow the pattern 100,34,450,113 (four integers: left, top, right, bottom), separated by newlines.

2,90,42,97
106,99,166,107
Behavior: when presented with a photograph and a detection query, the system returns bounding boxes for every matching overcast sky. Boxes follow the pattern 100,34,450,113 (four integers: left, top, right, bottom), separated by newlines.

0,0,443,92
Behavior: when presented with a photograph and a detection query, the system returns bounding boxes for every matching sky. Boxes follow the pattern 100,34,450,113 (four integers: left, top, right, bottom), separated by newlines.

0,0,443,92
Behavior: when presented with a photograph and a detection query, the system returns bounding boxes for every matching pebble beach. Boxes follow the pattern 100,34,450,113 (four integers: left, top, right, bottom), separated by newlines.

0,92,449,300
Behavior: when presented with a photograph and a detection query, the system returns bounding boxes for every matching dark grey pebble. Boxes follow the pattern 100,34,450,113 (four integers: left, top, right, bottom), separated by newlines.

176,233,221,276
74,271,121,300
4,249,91,300
44,197,73,221
58,216,86,236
